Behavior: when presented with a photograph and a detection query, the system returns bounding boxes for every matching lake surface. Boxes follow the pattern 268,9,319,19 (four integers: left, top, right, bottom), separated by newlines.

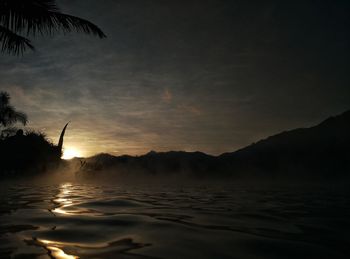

0,182,349,259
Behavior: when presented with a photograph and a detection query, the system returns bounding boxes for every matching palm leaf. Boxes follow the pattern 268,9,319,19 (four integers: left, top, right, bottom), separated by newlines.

0,0,106,38
45,12,107,38
0,105,28,127
0,25,34,55
58,122,69,153
0,91,10,106
13,110,28,126
1,126,19,136
0,0,105,54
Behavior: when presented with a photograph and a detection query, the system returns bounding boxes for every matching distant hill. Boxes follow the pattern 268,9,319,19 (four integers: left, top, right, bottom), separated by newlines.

74,151,217,179
218,110,350,179
75,110,350,180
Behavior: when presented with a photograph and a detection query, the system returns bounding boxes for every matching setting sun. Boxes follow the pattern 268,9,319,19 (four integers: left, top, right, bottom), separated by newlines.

62,148,81,160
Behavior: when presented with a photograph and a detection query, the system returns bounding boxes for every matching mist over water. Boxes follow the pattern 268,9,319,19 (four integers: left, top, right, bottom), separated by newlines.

1,178,350,259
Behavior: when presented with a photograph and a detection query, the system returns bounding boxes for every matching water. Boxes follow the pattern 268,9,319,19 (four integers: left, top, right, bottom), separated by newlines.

0,182,349,258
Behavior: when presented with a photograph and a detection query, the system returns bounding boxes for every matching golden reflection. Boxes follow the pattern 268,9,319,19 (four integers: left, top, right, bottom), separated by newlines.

52,183,99,216
38,239,79,259
48,246,78,259
52,183,76,215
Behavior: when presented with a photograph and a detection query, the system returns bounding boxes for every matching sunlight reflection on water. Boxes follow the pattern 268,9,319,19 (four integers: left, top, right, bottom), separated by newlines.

39,239,79,259
52,183,75,215
34,183,81,258
0,182,350,259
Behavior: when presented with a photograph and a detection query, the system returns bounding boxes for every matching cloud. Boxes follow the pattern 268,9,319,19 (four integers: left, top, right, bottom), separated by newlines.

0,0,349,156
177,104,201,116
161,88,173,103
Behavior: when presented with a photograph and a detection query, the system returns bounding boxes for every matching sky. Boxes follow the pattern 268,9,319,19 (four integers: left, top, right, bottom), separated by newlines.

0,0,349,157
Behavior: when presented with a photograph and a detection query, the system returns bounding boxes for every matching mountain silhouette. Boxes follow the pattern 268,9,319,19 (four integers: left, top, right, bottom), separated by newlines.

76,110,350,180
218,110,350,179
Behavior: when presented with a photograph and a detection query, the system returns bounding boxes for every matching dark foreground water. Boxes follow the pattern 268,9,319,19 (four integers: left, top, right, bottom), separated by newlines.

0,182,350,259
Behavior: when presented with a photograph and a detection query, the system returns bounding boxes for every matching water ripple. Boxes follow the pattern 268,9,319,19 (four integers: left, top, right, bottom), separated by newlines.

0,183,350,258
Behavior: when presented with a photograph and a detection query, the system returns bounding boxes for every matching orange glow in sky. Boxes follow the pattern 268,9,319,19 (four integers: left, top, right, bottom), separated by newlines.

62,147,81,159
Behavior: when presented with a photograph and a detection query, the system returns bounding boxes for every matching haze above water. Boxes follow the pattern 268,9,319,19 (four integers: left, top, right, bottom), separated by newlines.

1,180,349,259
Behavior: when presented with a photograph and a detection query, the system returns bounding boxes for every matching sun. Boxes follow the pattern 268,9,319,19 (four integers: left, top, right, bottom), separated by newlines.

62,148,81,160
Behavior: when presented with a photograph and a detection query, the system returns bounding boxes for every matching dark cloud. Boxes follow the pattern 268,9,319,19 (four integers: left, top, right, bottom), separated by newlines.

0,0,349,156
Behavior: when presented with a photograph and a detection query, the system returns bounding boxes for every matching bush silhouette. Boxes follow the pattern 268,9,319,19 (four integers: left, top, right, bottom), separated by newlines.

0,129,61,176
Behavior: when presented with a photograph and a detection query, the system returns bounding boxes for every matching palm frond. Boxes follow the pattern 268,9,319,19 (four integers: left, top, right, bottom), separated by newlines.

0,91,11,107
0,0,59,33
0,105,28,127
0,0,106,54
1,126,19,136
0,25,34,55
47,12,107,38
13,111,28,126
58,122,69,152
0,0,106,38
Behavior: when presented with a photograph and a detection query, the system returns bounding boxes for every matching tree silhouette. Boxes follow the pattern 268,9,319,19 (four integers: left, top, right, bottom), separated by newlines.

0,0,106,55
0,91,27,128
